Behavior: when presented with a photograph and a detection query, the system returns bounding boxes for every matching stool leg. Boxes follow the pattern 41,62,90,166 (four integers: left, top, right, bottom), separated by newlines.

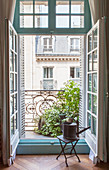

60,142,68,167
73,148,81,162
56,141,66,160
70,140,81,163
70,140,78,154
56,141,68,167
63,148,68,167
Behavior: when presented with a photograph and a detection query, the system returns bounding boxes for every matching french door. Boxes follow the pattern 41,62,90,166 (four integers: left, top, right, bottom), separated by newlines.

7,20,19,165
86,19,106,162
5,19,107,163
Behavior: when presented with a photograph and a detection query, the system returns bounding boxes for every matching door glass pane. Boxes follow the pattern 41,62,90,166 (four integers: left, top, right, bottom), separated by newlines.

13,34,17,52
10,29,13,50
14,113,17,131
71,0,84,14
93,51,97,71
13,34,16,52
56,0,69,14
92,95,97,115
20,16,33,28
92,73,97,93
14,94,17,112
88,54,92,71
10,96,14,115
56,16,69,28
20,1,33,13
10,73,14,93
35,16,48,28
92,116,96,136
10,52,14,71
93,28,97,49
88,93,91,111
88,33,92,52
15,35,17,52
71,16,84,28
35,0,48,13
88,74,92,91
14,55,17,72
87,112,91,128
11,117,14,137
15,74,17,91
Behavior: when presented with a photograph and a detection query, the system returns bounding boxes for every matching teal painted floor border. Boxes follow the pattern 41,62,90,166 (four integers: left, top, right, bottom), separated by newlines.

17,139,90,154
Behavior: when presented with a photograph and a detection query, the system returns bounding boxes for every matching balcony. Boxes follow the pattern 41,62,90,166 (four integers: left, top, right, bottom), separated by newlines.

25,90,63,131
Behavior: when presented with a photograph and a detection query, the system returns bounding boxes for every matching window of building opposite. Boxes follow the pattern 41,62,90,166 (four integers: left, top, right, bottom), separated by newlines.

43,67,53,90
70,38,80,53
70,67,80,79
43,38,53,52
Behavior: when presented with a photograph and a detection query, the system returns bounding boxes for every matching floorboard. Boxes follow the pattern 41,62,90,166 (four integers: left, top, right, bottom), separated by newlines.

0,155,109,170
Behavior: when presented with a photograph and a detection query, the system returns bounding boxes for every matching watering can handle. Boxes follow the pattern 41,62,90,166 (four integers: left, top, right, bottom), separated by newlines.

76,126,90,135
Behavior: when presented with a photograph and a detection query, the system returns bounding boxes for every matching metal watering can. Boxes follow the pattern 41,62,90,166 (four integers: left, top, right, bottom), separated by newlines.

63,122,90,139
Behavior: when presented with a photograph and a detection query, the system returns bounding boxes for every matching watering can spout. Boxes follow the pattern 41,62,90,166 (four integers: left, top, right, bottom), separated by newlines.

76,126,91,135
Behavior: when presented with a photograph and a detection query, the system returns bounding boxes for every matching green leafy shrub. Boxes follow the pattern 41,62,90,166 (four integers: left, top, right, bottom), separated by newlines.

35,108,62,137
55,80,80,120
35,80,80,137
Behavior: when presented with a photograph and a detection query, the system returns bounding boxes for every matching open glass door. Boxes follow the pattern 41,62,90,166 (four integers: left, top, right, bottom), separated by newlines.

7,20,19,165
86,21,99,157
86,19,107,162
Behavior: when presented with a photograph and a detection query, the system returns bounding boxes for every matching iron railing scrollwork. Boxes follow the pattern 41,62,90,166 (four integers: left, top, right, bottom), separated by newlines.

25,90,63,130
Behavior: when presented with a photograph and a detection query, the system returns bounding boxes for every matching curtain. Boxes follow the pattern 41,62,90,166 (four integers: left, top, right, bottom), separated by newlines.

88,0,109,163
106,18,109,164
0,0,16,165
88,0,108,25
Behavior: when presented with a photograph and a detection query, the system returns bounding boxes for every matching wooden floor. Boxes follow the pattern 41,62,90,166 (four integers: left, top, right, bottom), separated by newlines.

0,155,109,170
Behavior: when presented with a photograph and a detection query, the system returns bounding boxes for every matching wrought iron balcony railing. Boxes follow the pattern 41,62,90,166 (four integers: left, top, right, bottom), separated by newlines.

25,90,63,131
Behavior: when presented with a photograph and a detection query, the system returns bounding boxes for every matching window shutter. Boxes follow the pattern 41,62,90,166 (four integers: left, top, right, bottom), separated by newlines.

79,36,86,130
19,36,25,137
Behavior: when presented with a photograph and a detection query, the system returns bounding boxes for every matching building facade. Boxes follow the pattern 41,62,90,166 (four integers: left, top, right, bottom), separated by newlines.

24,35,81,90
